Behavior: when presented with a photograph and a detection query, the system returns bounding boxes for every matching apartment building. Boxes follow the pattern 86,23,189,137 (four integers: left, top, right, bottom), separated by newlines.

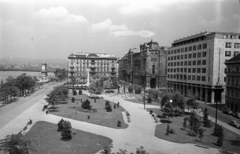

167,31,240,103
68,52,118,83
225,54,240,112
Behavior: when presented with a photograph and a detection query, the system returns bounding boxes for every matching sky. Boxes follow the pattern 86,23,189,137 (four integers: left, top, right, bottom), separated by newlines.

0,0,240,59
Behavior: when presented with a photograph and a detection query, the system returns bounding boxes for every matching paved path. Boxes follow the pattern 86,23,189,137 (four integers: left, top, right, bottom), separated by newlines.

0,90,225,154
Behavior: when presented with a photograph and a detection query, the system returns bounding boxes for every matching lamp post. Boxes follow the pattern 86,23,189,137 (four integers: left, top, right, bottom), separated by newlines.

141,71,146,110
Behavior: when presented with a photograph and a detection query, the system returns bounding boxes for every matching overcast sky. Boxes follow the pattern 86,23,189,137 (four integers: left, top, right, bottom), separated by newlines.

0,0,239,59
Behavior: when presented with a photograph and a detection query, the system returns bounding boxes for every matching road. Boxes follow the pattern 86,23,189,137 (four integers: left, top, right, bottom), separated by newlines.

0,81,65,129
197,101,240,125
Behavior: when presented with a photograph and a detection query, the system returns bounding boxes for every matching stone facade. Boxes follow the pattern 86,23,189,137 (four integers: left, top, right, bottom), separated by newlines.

68,52,117,83
225,54,240,112
167,31,240,104
118,40,168,89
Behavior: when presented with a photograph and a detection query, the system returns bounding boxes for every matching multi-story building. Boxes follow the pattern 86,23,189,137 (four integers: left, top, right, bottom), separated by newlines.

225,54,240,112
167,31,240,104
68,52,118,83
119,40,168,89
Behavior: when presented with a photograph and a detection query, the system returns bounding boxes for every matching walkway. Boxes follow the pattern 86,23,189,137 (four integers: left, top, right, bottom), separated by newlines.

0,90,224,154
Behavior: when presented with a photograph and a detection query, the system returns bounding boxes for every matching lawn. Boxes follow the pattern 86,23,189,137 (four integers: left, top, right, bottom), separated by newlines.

125,93,160,106
26,121,112,154
147,108,240,154
50,93,128,129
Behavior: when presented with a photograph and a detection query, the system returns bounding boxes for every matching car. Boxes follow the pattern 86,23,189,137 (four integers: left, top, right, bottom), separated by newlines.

228,120,240,129
222,107,233,115
232,112,240,119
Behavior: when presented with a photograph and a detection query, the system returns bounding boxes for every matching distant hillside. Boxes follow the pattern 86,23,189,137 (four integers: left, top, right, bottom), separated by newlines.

0,57,68,68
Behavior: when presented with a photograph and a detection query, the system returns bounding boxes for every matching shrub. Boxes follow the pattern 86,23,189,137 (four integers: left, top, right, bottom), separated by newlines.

128,85,134,93
81,99,92,110
213,124,223,137
72,97,75,103
61,129,72,141
148,89,159,100
78,90,82,95
149,110,153,114
57,119,65,131
105,105,112,112
73,90,77,95
134,85,142,94
217,136,224,146
147,96,152,104
169,128,175,134
117,121,122,127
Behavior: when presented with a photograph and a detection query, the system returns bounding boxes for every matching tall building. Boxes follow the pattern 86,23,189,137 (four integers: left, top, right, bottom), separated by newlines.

167,31,240,104
68,52,118,83
225,54,240,112
118,40,168,89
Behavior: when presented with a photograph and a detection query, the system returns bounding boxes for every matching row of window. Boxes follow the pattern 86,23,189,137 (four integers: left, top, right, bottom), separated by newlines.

168,60,207,66
168,43,207,55
226,76,240,86
167,74,206,81
70,60,116,63
225,51,240,57
226,42,240,48
168,68,206,73
168,52,207,61
226,87,240,98
226,65,240,73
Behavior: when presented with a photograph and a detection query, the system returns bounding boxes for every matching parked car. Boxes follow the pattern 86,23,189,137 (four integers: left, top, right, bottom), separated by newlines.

222,107,233,115
232,112,240,119
228,120,240,129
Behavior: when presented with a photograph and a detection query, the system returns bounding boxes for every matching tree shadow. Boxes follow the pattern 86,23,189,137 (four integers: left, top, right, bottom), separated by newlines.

48,109,59,112
160,119,172,123
229,139,240,146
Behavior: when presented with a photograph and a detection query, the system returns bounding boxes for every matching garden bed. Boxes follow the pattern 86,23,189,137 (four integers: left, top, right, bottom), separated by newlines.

50,94,128,129
26,121,112,154
147,108,240,154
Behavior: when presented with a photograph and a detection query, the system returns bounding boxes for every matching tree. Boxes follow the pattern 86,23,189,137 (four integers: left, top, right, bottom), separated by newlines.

81,99,92,110
60,120,72,141
188,112,201,136
89,79,103,94
186,94,199,111
15,74,36,96
203,108,211,128
172,92,185,114
100,144,113,154
198,128,205,142
54,68,68,81
128,85,134,93
0,133,37,154
105,101,112,112
160,94,170,108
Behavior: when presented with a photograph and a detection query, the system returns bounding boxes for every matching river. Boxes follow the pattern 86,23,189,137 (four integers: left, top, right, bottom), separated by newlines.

0,71,55,82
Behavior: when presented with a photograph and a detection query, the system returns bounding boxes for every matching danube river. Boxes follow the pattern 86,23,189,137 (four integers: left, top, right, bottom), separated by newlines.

0,71,54,82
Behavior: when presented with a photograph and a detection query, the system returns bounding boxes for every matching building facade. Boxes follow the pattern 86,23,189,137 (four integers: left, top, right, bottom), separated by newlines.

167,31,240,104
118,40,168,89
225,54,240,112
68,52,118,83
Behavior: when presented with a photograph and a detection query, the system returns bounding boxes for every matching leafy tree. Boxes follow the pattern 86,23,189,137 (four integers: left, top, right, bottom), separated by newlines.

213,124,224,137
0,133,37,154
61,129,72,141
15,74,36,96
172,92,185,114
135,146,149,154
148,89,159,100
203,108,211,128
160,94,169,108
81,99,92,110
198,128,205,142
188,112,201,136
100,144,113,154
128,85,134,93
54,68,68,81
105,101,112,112
186,94,199,111
134,85,142,94
89,79,103,94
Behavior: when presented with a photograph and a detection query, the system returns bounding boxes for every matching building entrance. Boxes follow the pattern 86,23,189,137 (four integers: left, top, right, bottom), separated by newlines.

150,78,156,88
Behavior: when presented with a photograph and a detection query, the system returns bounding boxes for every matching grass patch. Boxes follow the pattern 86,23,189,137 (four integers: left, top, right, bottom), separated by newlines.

26,121,112,154
125,93,160,106
50,94,128,129
147,108,240,154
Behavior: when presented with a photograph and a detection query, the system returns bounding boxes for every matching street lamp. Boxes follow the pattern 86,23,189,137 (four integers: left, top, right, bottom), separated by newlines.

141,71,146,110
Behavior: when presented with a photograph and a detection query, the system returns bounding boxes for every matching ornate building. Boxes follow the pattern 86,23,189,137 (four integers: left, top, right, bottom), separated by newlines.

225,54,240,112
118,40,168,89
68,52,118,83
167,31,240,104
